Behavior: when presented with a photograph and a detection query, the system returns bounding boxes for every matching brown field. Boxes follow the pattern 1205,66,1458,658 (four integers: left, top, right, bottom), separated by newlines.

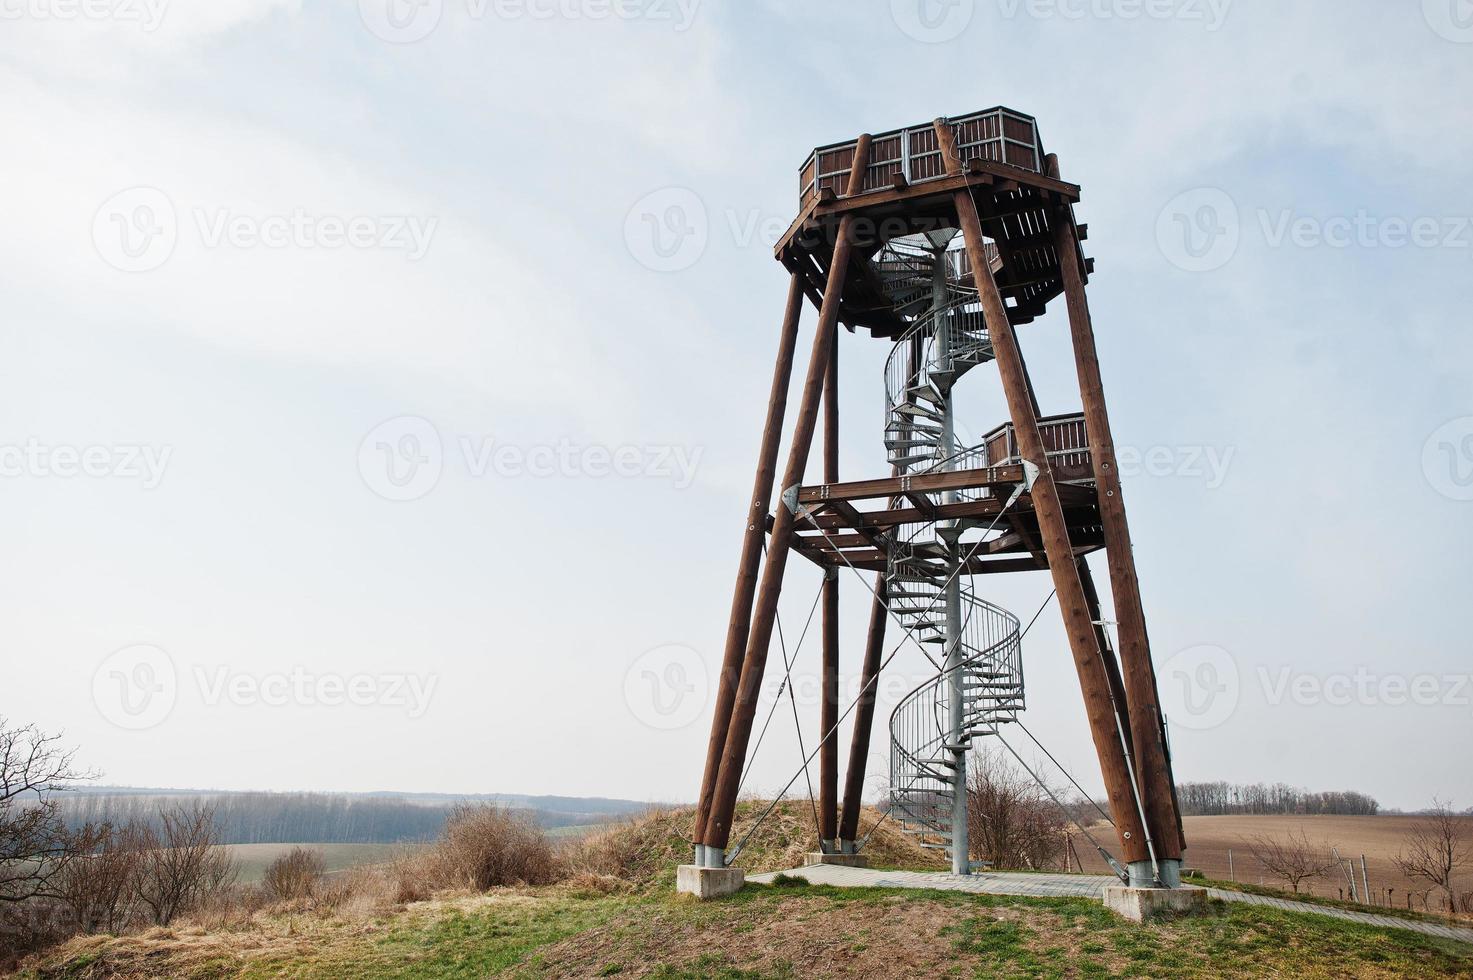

1072,814,1473,913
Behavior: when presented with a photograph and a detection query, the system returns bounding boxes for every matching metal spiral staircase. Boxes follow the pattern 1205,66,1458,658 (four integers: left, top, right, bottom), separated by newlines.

871,236,1027,860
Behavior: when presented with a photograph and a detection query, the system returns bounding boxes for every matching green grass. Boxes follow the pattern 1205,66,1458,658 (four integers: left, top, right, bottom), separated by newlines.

24,883,1473,979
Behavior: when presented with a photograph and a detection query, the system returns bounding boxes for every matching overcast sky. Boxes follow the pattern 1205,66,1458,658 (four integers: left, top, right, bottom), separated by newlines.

2,0,1470,813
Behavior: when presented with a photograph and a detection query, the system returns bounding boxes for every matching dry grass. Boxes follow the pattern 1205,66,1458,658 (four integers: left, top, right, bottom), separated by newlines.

562,800,945,888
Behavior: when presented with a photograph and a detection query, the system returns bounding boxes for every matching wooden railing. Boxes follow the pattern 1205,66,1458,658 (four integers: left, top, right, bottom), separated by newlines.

981,413,1092,479
800,107,1043,208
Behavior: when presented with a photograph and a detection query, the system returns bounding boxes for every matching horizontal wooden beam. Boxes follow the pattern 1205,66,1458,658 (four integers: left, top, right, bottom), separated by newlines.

799,464,1026,505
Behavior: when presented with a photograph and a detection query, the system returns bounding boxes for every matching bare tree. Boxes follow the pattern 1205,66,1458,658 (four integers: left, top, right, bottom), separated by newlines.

135,803,238,926
966,748,1066,871
59,820,151,934
1244,830,1339,893
0,719,100,905
1395,799,1470,914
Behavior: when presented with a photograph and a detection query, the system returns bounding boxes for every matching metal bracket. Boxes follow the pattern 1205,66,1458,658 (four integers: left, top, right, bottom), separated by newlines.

781,484,803,515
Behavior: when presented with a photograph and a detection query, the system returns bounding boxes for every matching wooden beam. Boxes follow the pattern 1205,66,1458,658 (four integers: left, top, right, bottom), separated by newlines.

940,118,1150,866
798,464,1025,505
704,136,875,854
693,273,806,845
1050,165,1185,860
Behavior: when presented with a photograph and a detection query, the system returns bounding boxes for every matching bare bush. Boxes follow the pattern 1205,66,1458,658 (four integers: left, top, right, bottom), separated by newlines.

1395,798,1470,914
424,805,559,891
1245,829,1339,893
262,846,327,903
965,748,1066,871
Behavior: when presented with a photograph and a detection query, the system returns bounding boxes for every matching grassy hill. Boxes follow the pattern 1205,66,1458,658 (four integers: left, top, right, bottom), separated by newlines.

16,804,1473,978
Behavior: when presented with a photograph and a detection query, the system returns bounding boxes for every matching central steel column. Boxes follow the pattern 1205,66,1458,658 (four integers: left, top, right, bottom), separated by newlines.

933,251,969,876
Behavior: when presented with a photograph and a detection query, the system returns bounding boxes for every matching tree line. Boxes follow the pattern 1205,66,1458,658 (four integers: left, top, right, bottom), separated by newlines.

1175,781,1380,817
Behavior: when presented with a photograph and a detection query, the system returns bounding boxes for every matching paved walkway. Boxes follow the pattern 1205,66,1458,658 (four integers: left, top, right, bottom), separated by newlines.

748,865,1473,946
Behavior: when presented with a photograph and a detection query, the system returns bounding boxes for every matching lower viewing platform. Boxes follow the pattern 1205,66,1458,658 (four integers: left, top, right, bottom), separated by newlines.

779,414,1101,575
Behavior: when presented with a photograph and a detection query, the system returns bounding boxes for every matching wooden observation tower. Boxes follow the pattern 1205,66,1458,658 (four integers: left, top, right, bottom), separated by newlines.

685,109,1189,895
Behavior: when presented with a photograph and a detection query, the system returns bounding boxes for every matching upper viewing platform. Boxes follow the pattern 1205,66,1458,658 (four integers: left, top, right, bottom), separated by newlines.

774,107,1089,339
799,108,1045,208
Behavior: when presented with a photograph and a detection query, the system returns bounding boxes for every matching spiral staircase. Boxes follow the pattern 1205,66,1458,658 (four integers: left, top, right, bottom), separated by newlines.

871,235,1027,858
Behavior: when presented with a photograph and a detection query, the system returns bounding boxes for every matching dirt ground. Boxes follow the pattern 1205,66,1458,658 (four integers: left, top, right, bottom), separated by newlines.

1070,814,1473,911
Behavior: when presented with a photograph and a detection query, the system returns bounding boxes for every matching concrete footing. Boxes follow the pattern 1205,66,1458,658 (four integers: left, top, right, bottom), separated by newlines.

1104,885,1209,922
676,865,745,900
804,852,870,868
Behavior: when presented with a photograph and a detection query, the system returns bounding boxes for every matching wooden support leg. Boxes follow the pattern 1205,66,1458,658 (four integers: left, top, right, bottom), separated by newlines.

1048,184,1185,862
935,117,1148,867
838,577,887,846
692,275,806,847
819,339,840,849
703,137,873,855
1079,557,1134,761
702,217,856,850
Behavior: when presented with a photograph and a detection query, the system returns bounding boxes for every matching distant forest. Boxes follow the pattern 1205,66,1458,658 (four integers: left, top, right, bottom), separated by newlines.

1175,782,1380,817
58,790,652,845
